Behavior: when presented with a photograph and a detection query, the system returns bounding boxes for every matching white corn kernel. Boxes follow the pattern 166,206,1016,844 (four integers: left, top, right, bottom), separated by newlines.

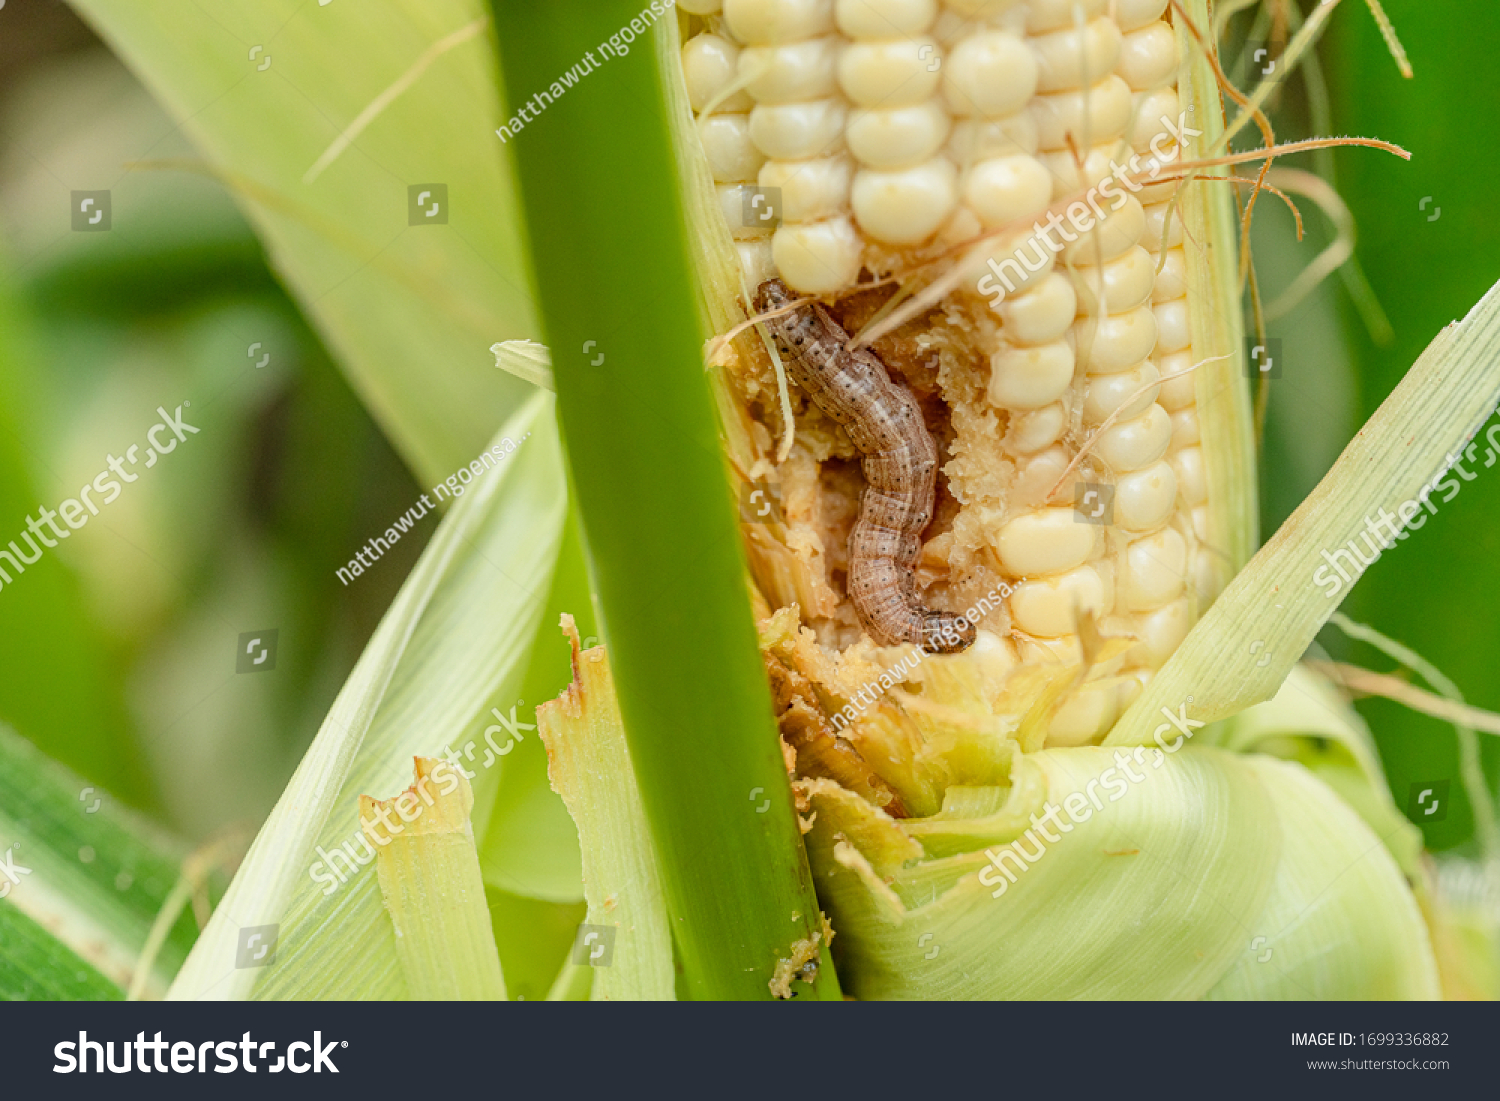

739,38,840,103
1141,200,1184,250
1039,145,1120,198
1007,401,1067,453
1082,360,1159,423
995,507,1098,577
749,100,848,160
1153,297,1190,354
736,238,778,286
1116,22,1178,91
1010,565,1111,637
947,116,1040,165
724,0,835,46
943,0,1028,21
1024,0,1107,34
1171,445,1206,505
1136,596,1191,666
1031,76,1133,150
998,271,1077,344
684,35,755,113
1129,87,1181,150
1012,633,1084,666
943,32,1039,117
1155,349,1195,408
699,114,767,181
1151,247,1187,302
772,216,864,293
962,155,1055,229
988,340,1076,410
1030,18,1123,92
1114,0,1169,33
1190,545,1218,604
1169,406,1199,448
1114,459,1177,531
1122,527,1186,611
846,103,951,168
839,39,944,106
1059,193,1145,264
719,183,773,238
1073,304,1157,374
851,158,957,243
1011,445,1077,508
759,157,853,222
1047,681,1122,746
1070,244,1155,314
1191,504,1210,540
971,231,1056,300
1094,403,1170,471
835,0,937,37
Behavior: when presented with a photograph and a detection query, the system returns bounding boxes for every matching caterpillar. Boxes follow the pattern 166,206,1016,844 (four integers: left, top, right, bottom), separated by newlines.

754,279,976,655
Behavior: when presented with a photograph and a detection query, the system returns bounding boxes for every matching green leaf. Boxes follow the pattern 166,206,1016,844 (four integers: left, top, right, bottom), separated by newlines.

167,393,567,999
0,722,214,998
66,0,540,486
0,904,122,1001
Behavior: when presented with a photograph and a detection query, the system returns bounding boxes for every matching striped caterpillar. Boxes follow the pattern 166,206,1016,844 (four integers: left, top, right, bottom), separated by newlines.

754,279,975,655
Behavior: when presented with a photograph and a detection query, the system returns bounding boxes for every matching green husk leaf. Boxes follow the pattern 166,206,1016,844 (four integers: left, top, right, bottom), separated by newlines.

365,758,506,1000
168,394,566,999
1206,755,1438,999
1216,662,1423,875
535,626,675,1001
808,747,1281,999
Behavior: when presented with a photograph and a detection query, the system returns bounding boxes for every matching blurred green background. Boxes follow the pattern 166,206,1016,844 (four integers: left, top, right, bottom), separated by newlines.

0,0,1494,931
0,0,430,840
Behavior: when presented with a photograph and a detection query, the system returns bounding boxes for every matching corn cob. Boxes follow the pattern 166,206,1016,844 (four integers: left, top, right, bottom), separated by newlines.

684,0,1226,746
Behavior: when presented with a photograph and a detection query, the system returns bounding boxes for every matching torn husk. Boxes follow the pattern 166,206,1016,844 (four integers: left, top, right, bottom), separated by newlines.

535,616,675,1001
363,757,505,1000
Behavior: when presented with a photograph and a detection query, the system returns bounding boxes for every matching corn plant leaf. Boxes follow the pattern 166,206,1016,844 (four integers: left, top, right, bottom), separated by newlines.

1106,277,1500,744
66,0,540,486
0,903,122,1001
167,393,566,1000
0,722,210,998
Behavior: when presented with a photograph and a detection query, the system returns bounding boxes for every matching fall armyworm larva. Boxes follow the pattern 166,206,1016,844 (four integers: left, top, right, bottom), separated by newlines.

754,279,975,655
